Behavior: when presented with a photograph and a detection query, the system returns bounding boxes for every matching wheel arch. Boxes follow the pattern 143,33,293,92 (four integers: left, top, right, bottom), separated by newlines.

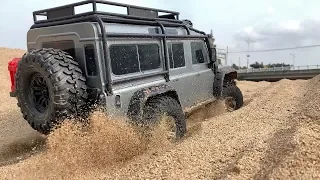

213,66,238,97
127,84,181,122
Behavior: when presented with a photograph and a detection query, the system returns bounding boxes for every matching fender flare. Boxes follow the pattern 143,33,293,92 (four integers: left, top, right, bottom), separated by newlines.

213,67,238,97
127,84,180,123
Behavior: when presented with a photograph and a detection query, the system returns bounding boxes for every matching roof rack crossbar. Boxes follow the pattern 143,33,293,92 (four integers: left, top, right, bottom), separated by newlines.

33,0,180,23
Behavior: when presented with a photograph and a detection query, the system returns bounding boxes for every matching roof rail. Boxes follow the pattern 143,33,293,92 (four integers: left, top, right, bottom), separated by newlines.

33,0,180,23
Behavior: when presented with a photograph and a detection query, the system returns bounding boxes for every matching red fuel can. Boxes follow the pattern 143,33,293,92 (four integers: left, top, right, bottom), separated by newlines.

8,58,21,96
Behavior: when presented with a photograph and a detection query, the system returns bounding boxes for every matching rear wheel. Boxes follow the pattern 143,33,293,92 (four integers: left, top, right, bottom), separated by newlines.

143,96,187,141
222,81,243,111
15,48,89,134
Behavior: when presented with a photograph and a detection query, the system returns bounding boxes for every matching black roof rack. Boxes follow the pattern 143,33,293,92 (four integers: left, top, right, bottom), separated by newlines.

33,0,181,24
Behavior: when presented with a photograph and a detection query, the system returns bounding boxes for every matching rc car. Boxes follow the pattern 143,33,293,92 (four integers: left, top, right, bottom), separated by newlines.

8,0,243,139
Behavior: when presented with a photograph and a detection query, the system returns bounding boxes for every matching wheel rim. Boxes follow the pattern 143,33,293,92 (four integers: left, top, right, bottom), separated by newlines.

225,97,237,112
30,73,50,113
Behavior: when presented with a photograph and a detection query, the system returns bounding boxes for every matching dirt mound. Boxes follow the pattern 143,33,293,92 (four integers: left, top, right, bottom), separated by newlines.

236,80,271,106
299,74,320,119
267,75,320,179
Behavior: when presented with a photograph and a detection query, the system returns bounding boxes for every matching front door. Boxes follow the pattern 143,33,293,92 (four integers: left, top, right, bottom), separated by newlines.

166,40,198,109
189,40,215,104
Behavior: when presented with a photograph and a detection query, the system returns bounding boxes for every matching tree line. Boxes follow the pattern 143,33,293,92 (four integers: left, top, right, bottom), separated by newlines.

231,61,291,70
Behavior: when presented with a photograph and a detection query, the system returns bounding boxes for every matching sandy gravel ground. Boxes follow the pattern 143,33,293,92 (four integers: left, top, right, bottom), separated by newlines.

0,48,319,180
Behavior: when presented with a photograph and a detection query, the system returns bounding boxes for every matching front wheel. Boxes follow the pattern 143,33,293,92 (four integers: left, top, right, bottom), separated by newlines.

222,82,244,111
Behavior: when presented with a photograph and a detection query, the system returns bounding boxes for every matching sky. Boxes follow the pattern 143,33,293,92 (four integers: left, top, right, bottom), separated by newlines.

1,0,320,67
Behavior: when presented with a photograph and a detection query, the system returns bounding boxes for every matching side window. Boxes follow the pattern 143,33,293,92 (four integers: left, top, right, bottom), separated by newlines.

168,42,185,69
109,43,161,76
191,41,206,64
138,44,161,71
110,45,139,75
84,44,97,76
42,40,75,58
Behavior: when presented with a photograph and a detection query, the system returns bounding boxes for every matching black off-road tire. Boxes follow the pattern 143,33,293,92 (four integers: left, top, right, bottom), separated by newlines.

15,48,88,134
222,81,244,110
143,96,187,139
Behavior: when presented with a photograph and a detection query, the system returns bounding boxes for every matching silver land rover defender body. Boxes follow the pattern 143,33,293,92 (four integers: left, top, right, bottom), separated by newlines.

8,0,243,139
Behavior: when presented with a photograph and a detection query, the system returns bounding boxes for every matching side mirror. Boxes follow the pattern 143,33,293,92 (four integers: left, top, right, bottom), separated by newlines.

207,47,216,69
207,38,216,63
210,47,216,63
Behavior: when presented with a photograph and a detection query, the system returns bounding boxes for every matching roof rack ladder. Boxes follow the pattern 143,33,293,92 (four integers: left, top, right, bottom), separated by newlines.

94,15,113,96
157,21,170,82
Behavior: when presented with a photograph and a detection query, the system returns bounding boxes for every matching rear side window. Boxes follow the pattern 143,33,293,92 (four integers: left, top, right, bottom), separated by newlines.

191,41,206,64
138,44,161,71
168,43,185,68
110,45,139,75
109,43,161,75
84,44,97,76
42,40,75,58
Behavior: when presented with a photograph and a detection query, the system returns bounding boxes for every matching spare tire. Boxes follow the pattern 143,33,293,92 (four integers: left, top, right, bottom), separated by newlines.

15,48,88,134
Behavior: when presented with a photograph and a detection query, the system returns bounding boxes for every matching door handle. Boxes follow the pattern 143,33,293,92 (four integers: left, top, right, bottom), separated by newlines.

196,73,200,76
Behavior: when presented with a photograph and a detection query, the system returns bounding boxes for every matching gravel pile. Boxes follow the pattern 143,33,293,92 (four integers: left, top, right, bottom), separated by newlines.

268,76,320,179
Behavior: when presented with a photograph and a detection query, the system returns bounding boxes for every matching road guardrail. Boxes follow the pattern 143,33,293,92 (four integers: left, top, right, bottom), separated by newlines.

237,65,320,73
